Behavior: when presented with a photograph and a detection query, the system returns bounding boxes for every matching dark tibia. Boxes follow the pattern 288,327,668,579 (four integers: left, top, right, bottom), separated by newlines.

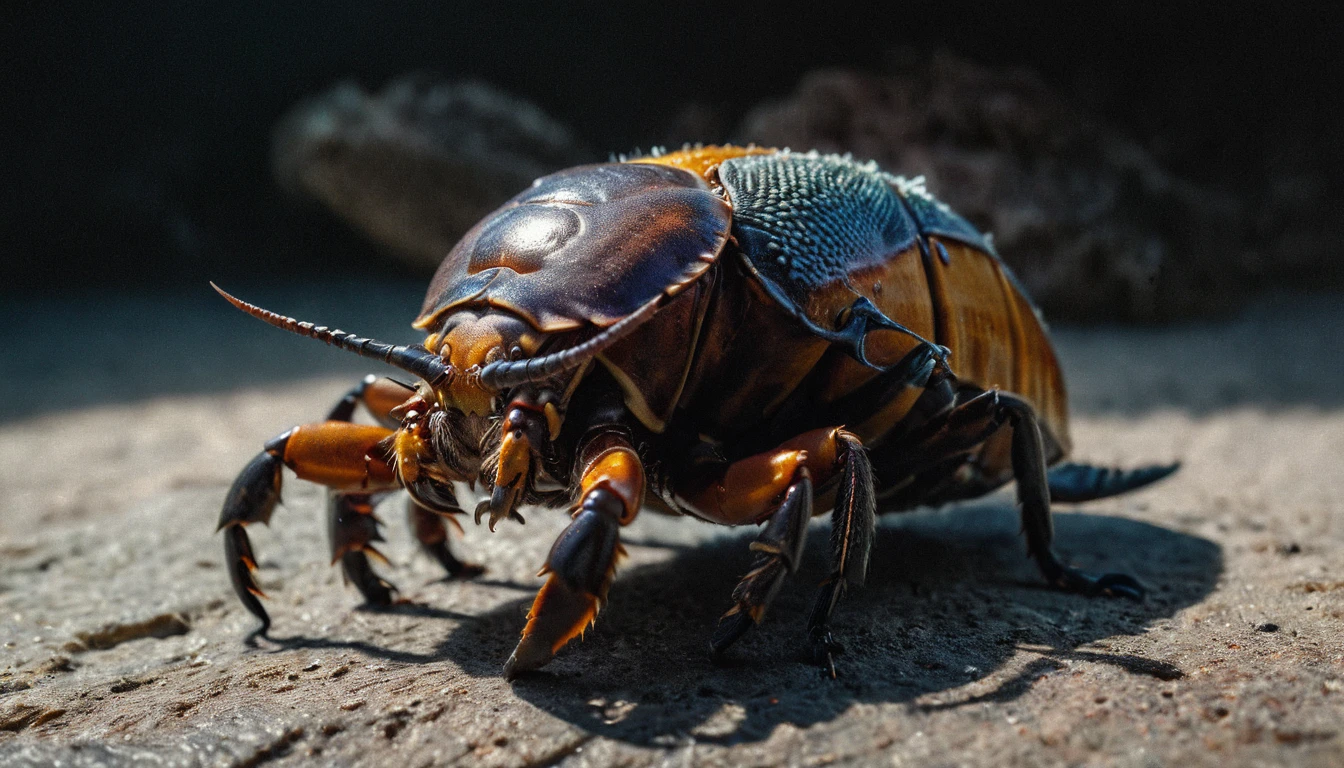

1047,462,1181,503
764,343,944,452
871,389,1003,480
325,374,378,422
408,499,485,580
806,432,876,677
505,437,645,679
503,487,627,679
340,551,396,606
1001,395,1144,600
223,525,270,633
710,472,813,656
546,489,623,595
328,493,397,606
218,447,286,633
218,448,284,531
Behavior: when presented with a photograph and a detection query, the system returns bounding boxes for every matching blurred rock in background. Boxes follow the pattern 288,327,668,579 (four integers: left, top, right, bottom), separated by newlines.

272,76,589,272
6,4,1339,323
273,54,1340,324
736,53,1249,322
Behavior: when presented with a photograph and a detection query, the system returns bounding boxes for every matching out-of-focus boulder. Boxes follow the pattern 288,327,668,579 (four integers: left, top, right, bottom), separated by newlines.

735,54,1253,322
273,76,589,272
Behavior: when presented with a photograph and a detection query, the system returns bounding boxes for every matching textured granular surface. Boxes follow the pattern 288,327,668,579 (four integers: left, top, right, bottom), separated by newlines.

1,286,1341,766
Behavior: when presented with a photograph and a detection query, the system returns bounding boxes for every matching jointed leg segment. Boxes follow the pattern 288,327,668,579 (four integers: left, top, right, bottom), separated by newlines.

409,499,485,580
329,491,397,605
805,430,876,677
218,375,478,633
1000,394,1144,600
505,433,645,679
709,469,813,655
678,427,877,675
218,420,400,630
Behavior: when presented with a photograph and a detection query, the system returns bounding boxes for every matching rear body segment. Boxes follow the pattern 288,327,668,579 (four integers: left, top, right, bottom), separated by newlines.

618,147,1070,508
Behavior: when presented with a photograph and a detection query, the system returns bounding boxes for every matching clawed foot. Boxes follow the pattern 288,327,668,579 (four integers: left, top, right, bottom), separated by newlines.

446,562,487,581
423,538,486,582
1047,564,1145,601
339,550,399,606
710,611,756,659
808,626,845,679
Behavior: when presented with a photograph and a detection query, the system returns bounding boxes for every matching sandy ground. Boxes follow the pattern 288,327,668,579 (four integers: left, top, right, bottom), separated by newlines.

0,284,1341,767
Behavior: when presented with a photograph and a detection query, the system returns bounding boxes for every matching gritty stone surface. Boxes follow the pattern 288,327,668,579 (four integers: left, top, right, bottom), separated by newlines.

1,286,1342,766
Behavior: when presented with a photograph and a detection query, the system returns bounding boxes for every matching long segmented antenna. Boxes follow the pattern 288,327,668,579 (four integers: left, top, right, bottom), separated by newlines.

211,283,455,387
479,298,662,390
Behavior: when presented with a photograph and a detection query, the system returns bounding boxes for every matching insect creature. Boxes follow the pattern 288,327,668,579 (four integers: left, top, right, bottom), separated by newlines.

216,145,1177,678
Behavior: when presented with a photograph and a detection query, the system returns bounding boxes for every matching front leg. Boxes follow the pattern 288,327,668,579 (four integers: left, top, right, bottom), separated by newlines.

218,421,400,632
504,431,644,679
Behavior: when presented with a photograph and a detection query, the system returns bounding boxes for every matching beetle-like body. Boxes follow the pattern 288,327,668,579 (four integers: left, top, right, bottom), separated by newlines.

217,145,1176,677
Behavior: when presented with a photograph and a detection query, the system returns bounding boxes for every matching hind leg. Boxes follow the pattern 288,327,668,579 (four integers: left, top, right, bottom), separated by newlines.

1000,394,1144,600
803,431,876,677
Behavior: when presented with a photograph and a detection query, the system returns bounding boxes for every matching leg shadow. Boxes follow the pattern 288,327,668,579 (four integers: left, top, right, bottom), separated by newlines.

435,500,1221,747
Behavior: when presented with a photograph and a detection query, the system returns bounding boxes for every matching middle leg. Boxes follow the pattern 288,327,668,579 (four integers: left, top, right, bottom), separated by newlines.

408,498,486,580
675,427,878,674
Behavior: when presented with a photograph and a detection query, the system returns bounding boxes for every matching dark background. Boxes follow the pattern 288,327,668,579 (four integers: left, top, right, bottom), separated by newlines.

4,2,1340,298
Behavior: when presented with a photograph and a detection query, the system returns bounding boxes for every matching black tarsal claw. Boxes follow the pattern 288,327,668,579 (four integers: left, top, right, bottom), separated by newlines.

341,551,398,607
219,448,285,633
808,626,844,679
223,525,271,634
474,499,488,527
474,495,524,531
476,482,526,531
1051,565,1146,601
406,475,464,517
710,612,755,659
